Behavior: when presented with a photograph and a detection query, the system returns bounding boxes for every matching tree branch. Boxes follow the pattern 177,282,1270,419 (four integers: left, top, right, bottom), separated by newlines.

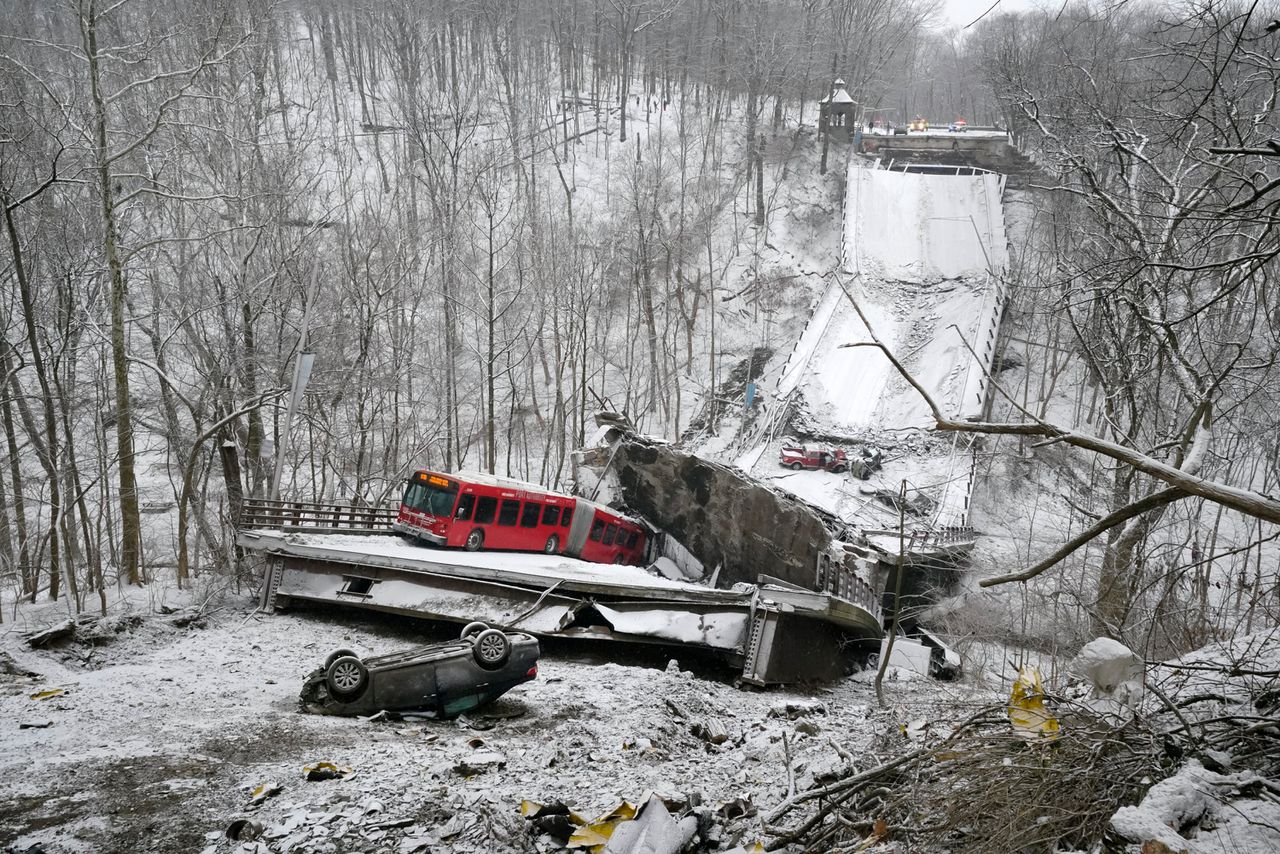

979,487,1188,587
836,277,1280,526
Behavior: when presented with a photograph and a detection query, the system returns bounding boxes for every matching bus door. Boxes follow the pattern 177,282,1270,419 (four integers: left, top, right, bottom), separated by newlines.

444,489,477,547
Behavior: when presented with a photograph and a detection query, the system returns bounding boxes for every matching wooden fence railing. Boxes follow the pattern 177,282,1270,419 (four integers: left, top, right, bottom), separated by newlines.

240,498,398,534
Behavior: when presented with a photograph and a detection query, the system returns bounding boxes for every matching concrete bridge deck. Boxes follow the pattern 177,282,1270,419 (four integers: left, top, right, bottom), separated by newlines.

240,527,883,685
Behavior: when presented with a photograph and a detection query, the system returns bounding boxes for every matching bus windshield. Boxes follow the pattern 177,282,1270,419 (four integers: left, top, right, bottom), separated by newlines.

402,477,459,518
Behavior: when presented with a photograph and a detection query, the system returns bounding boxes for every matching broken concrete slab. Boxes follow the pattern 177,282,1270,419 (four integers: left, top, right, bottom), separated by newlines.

608,439,835,590
243,530,881,685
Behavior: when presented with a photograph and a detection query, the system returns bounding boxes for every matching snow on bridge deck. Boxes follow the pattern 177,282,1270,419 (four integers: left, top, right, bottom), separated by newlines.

239,528,883,684
252,531,721,598
741,159,1008,541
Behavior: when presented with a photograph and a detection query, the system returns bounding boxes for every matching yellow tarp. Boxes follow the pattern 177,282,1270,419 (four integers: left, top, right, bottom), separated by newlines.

564,800,638,852
1008,665,1059,740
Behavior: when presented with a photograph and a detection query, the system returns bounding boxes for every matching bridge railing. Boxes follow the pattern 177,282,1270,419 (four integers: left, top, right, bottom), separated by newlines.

815,554,883,621
240,498,398,534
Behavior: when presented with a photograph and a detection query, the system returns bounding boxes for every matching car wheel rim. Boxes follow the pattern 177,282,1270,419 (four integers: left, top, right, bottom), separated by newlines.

479,635,504,662
332,662,362,692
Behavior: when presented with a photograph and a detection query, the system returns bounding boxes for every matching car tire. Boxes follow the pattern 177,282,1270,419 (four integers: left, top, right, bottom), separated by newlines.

544,534,559,554
464,529,485,551
460,621,490,640
324,648,359,671
472,629,511,670
833,464,847,473
325,655,369,701
789,462,803,470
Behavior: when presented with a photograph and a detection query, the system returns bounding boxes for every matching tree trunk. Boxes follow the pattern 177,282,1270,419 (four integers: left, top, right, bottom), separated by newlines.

486,210,497,474
755,132,765,227
1,210,62,599
241,301,264,495
85,1,142,585
0,371,31,598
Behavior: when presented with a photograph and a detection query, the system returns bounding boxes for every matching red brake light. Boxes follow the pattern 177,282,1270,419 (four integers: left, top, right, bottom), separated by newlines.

526,665,538,678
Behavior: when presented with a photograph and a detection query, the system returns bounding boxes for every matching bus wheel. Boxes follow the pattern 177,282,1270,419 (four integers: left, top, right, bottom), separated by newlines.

544,534,560,554
613,554,625,564
464,529,485,551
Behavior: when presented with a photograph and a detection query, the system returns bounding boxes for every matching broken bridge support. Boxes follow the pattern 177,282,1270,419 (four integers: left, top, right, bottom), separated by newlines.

608,439,836,590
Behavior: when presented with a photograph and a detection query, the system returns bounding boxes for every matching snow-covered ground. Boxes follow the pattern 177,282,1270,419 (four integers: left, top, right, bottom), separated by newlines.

5,589,1275,854
0,590,984,853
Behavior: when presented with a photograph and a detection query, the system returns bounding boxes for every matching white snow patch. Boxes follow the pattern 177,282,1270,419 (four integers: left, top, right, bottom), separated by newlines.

1111,760,1280,853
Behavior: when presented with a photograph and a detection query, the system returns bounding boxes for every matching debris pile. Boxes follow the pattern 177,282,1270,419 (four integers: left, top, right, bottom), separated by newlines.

768,637,1280,853
520,791,762,853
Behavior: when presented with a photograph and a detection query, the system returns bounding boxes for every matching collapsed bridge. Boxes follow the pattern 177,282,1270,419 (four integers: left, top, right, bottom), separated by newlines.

239,495,883,686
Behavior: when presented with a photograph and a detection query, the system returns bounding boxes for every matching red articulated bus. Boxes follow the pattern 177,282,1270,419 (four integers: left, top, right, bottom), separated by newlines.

393,470,648,566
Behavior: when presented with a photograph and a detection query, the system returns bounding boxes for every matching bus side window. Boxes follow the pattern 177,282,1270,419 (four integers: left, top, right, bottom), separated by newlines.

561,508,573,528
455,494,475,521
602,523,618,546
498,499,521,526
474,496,497,525
626,531,639,548
520,502,542,528
541,505,560,526
589,518,605,541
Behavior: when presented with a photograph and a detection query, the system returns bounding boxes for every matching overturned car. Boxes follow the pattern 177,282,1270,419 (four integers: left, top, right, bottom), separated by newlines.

300,623,539,718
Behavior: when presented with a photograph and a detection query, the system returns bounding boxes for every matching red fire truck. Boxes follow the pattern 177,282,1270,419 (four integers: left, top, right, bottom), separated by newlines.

393,470,648,566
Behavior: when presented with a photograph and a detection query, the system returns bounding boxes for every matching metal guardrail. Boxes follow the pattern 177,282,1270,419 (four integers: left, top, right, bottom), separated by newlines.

863,525,978,555
882,161,1001,177
240,498,398,533
911,525,977,551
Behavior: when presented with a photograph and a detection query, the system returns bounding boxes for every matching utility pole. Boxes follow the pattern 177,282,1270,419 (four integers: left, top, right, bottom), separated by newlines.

876,479,913,706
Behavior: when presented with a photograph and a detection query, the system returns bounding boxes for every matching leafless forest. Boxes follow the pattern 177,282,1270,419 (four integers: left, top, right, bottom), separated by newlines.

3,0,1280,660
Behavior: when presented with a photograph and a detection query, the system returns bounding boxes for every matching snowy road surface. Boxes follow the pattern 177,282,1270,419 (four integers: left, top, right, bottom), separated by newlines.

811,163,1006,433
849,167,1004,282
